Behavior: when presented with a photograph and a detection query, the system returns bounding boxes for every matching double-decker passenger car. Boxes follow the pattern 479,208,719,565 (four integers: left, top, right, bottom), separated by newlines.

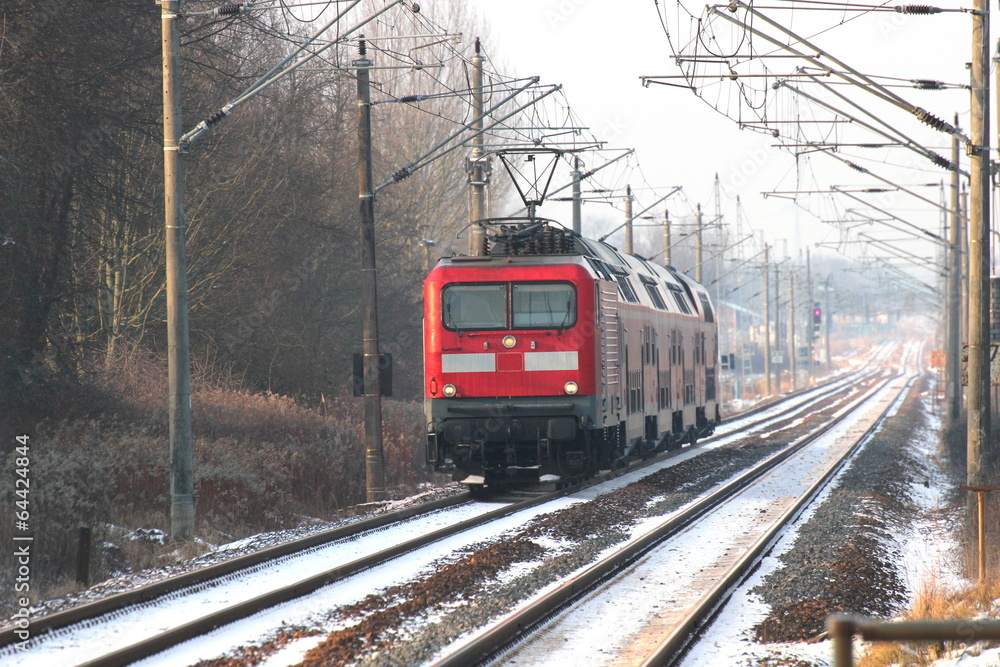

424,220,719,490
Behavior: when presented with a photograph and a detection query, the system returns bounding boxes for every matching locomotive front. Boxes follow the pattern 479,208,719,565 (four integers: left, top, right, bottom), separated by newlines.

423,254,599,489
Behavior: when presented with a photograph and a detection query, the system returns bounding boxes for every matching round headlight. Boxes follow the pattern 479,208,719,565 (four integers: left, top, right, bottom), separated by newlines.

502,335,517,349
564,381,579,395
442,384,457,397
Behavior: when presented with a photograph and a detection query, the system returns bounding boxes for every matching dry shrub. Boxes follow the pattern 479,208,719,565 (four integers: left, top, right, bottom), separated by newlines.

0,348,437,613
941,416,1000,584
856,577,985,667
856,415,1000,667
907,578,972,620
0,421,156,609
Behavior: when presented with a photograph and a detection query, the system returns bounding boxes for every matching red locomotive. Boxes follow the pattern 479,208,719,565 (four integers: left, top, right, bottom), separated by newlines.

424,219,720,490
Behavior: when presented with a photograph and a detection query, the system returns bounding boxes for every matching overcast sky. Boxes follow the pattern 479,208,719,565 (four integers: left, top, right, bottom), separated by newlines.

464,0,977,277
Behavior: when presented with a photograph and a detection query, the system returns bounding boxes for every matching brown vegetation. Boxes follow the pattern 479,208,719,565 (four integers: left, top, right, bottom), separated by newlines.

849,417,1000,666
0,1,493,611
0,0,495,427
0,349,434,611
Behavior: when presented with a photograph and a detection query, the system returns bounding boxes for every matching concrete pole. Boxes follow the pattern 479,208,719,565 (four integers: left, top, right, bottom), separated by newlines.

696,203,704,283
763,245,771,396
968,0,992,485
663,210,671,267
571,156,582,235
468,38,486,255
774,264,781,390
947,114,963,424
997,37,1000,169
162,0,194,542
356,41,386,502
624,185,633,255
825,277,832,371
806,248,814,381
996,37,1000,275
963,185,970,345
789,273,797,391
713,173,722,330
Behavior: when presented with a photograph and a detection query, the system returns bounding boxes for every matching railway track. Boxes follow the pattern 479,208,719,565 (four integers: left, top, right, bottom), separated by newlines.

0,345,898,666
430,343,920,667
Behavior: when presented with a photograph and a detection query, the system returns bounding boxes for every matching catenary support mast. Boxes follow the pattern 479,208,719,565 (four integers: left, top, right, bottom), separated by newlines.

572,156,582,235
663,211,671,267
162,0,194,542
356,40,385,502
968,0,992,485
763,245,771,396
695,204,703,283
947,114,962,424
625,185,633,254
469,38,487,254
788,273,797,391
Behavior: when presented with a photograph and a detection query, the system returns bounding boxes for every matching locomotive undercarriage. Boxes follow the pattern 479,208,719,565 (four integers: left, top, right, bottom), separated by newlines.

427,413,594,487
426,397,717,490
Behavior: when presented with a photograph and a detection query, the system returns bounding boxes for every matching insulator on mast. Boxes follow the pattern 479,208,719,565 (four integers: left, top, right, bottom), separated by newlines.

215,3,244,16
894,5,942,13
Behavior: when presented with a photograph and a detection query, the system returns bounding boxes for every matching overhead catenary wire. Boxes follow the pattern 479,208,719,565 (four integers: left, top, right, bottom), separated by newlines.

716,1,968,141
374,80,562,191
180,0,377,147
778,76,964,175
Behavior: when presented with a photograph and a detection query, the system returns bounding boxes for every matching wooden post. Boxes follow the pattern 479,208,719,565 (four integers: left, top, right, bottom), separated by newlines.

960,485,1000,584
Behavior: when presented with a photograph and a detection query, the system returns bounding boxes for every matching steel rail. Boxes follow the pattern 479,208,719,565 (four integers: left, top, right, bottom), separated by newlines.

49,422,788,666
428,363,899,667
642,352,919,665
721,339,893,423
0,493,471,648
5,354,885,665
74,481,610,667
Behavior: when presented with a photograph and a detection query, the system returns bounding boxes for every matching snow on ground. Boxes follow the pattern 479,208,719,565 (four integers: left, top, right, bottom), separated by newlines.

460,372,909,666
897,397,967,602
3,500,510,667
679,363,921,667
934,646,1000,665
681,364,971,667
8,483,466,626
130,376,877,666
129,498,590,667
2,361,885,667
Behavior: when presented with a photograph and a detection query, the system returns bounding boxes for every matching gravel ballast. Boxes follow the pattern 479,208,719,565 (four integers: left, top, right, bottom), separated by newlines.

751,373,934,643
194,375,891,666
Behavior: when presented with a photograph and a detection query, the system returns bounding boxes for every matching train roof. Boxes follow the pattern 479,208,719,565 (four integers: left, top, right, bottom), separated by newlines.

435,218,716,323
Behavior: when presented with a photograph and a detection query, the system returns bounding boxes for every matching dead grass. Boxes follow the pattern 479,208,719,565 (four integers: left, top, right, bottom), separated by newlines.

856,417,1000,667
0,347,438,614
856,578,993,667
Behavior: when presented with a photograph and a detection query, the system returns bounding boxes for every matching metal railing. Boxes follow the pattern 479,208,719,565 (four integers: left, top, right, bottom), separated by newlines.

828,614,1000,667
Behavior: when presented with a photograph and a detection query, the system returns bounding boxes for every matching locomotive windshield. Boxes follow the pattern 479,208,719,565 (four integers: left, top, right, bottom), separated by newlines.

512,283,576,328
442,284,507,330
442,282,577,331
